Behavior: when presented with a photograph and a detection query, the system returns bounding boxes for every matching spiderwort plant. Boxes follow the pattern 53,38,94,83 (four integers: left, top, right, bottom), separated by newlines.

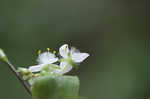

0,44,89,99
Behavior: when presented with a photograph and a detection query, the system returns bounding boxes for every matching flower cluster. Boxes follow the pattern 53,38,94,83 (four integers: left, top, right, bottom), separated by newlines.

18,44,89,84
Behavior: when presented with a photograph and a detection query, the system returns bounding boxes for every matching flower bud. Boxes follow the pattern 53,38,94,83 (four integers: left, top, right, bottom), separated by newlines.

0,48,8,62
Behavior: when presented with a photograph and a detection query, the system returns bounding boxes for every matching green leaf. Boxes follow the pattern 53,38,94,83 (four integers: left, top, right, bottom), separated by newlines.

31,75,79,99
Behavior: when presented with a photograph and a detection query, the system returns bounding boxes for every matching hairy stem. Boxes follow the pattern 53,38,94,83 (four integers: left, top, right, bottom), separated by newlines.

6,60,32,96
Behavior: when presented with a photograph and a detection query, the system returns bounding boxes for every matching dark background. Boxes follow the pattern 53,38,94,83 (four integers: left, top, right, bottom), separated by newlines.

0,0,150,99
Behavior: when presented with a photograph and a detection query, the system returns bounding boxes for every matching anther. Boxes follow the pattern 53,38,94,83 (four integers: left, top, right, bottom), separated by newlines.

38,50,41,55
53,50,56,54
47,48,50,51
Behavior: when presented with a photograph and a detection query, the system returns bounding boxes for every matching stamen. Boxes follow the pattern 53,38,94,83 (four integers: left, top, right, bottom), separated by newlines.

38,50,41,55
47,48,51,51
53,50,56,54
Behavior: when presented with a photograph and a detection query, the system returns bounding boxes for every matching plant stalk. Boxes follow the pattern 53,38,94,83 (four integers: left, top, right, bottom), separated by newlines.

6,60,32,96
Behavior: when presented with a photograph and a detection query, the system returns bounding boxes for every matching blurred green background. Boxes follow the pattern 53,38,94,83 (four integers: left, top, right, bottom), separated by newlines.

0,0,150,99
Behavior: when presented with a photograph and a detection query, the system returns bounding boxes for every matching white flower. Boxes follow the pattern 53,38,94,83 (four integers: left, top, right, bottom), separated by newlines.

28,52,58,72
59,44,90,63
37,52,58,64
58,44,90,74
26,44,89,74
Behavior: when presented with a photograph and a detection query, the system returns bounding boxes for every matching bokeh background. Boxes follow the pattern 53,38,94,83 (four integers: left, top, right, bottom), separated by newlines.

0,0,150,99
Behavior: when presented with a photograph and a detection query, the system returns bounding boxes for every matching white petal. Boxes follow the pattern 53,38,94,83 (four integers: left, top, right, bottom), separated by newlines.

59,62,72,74
59,44,69,58
70,47,80,55
28,64,45,72
37,52,58,64
72,53,89,63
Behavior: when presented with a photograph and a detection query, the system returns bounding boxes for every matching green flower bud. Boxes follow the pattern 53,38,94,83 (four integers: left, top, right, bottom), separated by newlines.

18,67,30,74
18,67,33,80
0,48,8,62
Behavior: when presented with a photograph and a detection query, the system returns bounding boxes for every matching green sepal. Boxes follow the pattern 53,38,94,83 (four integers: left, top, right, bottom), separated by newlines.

31,75,79,99
67,58,79,70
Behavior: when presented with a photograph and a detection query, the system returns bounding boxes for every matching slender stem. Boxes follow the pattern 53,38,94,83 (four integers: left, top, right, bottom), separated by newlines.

6,60,32,96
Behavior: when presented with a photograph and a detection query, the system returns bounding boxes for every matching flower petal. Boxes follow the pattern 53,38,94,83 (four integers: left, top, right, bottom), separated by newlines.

59,44,69,58
59,62,72,74
37,52,58,64
72,53,89,63
70,47,80,55
28,64,45,72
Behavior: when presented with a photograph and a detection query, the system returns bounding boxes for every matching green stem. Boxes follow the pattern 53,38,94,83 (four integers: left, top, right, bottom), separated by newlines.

6,60,32,96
